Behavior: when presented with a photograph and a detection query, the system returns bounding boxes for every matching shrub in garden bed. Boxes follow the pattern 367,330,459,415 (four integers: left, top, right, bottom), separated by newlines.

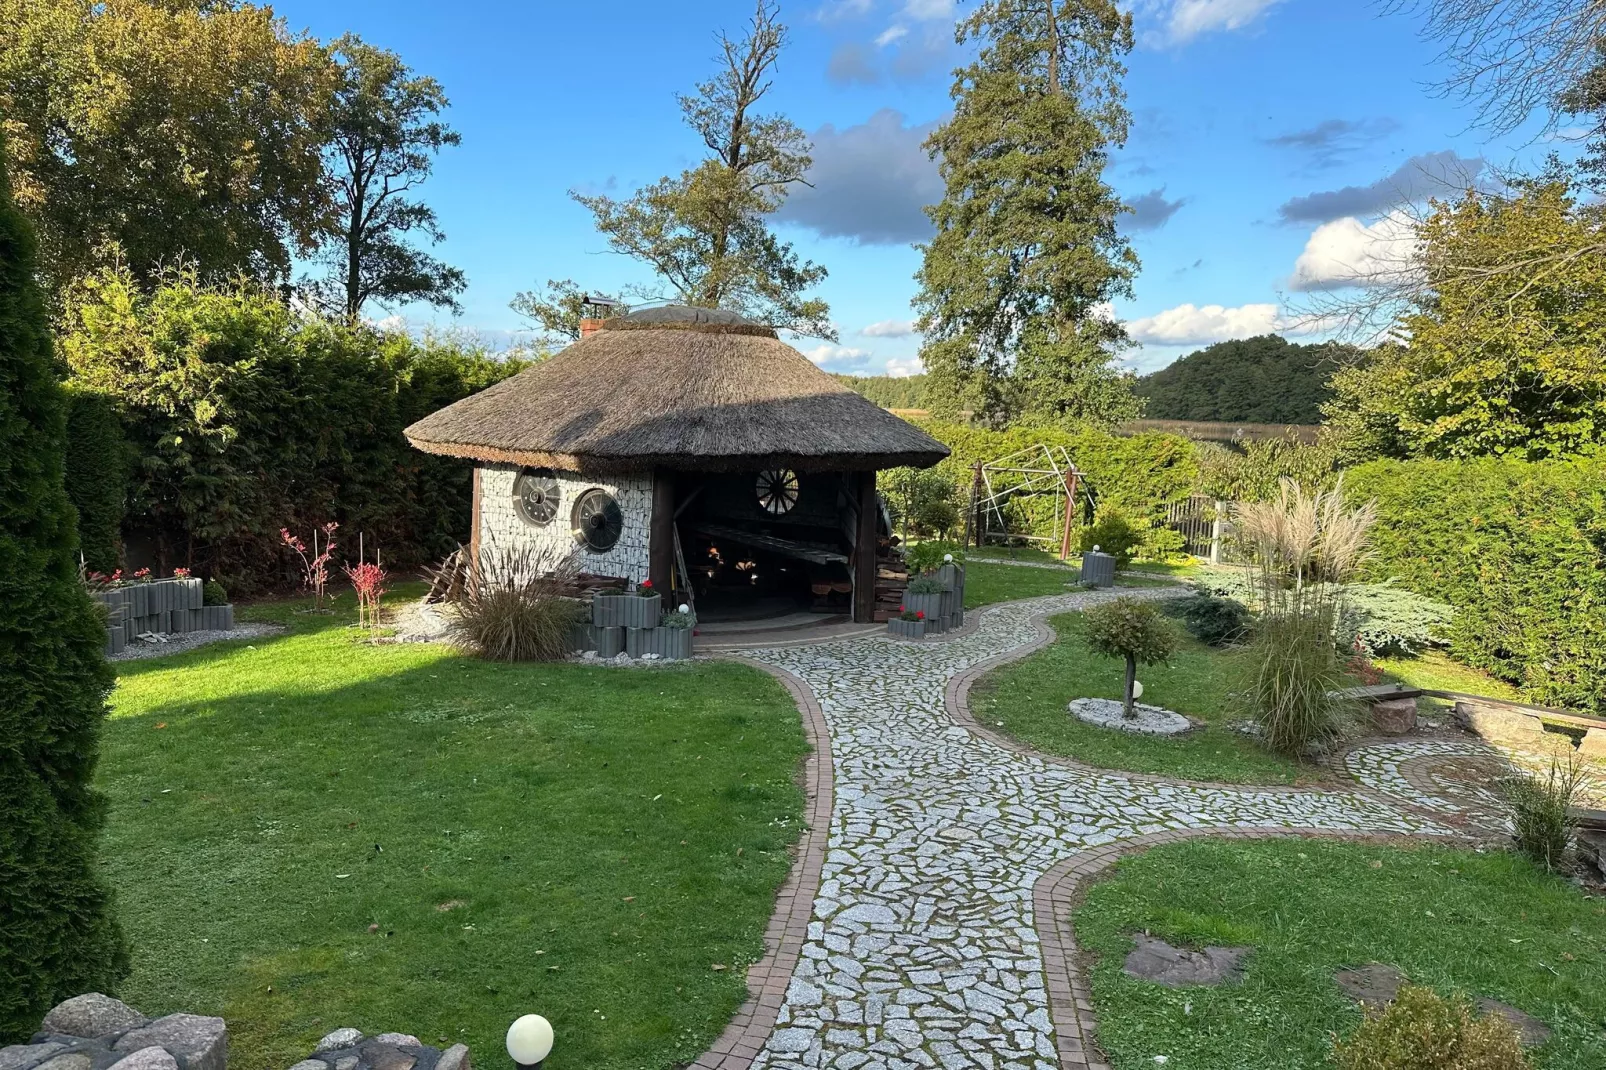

1170,592,1251,647
1500,756,1585,872
1083,598,1178,717
1193,567,1452,657
451,548,586,662
1332,985,1529,1070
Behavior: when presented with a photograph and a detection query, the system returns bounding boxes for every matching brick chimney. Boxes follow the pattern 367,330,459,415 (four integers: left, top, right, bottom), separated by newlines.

579,318,605,338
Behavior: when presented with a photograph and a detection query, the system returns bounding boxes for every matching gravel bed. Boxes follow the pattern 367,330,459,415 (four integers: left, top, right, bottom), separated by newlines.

107,621,284,662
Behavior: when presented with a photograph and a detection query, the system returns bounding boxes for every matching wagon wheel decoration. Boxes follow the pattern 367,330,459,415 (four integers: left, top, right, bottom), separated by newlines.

572,489,624,553
756,469,800,515
513,469,562,527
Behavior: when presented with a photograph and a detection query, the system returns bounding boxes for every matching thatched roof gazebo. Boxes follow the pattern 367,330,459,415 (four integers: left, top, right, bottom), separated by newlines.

405,306,947,623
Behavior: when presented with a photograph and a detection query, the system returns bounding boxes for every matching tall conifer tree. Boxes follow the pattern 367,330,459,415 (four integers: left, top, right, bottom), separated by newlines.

915,0,1140,427
0,136,127,1039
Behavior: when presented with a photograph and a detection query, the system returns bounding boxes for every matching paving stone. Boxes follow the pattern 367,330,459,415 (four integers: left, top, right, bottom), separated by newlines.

1475,999,1553,1047
42,996,148,1039
1122,936,1250,987
1334,963,1405,1006
434,1044,469,1070
733,588,1450,1069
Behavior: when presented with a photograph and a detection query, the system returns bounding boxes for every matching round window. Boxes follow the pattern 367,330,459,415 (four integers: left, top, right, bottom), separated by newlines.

756,469,800,515
513,469,561,527
572,488,624,554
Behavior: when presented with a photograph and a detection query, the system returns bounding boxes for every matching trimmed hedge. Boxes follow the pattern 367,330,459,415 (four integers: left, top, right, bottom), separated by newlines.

62,387,127,572
62,267,527,593
0,143,128,1039
1347,457,1606,711
892,420,1197,550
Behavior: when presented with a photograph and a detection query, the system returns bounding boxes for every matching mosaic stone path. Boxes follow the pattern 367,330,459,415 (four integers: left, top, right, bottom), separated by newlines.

735,590,1453,1070
1342,738,1514,825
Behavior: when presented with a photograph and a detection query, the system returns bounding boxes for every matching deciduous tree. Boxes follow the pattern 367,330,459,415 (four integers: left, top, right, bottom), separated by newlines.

1324,177,1606,461
571,1,832,338
0,0,336,295
509,278,626,346
914,0,1140,428
307,34,465,323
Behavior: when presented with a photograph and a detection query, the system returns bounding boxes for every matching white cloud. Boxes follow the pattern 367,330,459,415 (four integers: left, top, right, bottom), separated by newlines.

805,344,874,372
815,0,874,22
1142,0,1283,47
901,0,953,20
1126,302,1287,346
1290,211,1419,291
885,355,925,377
861,318,918,337
875,24,909,47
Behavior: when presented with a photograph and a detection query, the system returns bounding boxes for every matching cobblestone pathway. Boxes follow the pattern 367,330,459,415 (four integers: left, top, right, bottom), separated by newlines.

737,590,1453,1070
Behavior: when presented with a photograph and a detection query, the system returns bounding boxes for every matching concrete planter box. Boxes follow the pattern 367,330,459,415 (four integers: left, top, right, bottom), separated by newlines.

568,620,595,653
201,604,234,631
903,592,945,632
171,608,202,634
593,592,661,629
105,628,126,656
1081,550,1116,588
130,585,149,617
592,625,625,657
626,626,692,660
888,617,926,639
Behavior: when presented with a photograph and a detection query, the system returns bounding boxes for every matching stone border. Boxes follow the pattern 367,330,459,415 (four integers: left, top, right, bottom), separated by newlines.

1033,826,1477,1070
690,658,834,1070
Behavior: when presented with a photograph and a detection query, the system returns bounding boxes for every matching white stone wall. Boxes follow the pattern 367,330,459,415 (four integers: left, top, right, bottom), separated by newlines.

477,464,653,582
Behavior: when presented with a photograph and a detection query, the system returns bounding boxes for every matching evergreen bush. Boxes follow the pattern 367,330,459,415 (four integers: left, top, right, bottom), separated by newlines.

62,386,127,572
0,142,129,1040
1173,592,1252,647
61,265,528,594
1346,457,1606,711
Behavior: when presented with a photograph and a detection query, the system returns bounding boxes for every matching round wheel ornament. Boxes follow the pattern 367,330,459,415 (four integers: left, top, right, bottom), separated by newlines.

513,469,561,527
572,489,624,553
756,468,800,515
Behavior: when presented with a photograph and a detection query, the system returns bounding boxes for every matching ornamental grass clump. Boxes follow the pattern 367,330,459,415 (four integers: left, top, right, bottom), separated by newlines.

1234,478,1376,757
1331,985,1529,1070
1082,598,1178,718
1501,755,1585,872
451,547,586,662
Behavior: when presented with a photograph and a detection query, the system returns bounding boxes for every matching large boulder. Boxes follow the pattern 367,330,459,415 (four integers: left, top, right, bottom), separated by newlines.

113,1017,225,1070
41,997,147,1040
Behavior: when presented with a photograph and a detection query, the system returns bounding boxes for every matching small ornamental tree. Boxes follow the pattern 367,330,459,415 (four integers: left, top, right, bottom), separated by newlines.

0,135,128,1038
1082,597,1177,718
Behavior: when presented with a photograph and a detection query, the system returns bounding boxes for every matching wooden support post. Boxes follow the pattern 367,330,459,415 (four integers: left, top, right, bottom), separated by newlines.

968,462,984,548
852,470,878,624
469,467,483,576
649,469,676,595
1058,469,1080,561
1210,499,1226,564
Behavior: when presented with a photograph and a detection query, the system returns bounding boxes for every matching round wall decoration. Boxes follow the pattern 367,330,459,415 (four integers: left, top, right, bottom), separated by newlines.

513,469,561,527
572,488,624,553
756,469,800,515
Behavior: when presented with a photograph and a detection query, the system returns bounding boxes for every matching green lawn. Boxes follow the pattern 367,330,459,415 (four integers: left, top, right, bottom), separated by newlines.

96,587,809,1070
1075,837,1606,1070
964,562,1174,609
970,611,1314,784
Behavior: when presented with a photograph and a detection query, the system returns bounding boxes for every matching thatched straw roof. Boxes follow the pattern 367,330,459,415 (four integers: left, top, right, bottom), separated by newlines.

405,306,949,473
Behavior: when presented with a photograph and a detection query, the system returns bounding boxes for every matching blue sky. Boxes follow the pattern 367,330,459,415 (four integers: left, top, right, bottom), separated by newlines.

272,0,1571,375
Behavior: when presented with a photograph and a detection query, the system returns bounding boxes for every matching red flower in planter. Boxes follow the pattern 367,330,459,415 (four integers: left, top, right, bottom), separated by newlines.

173,567,191,578
899,604,906,613
640,579,654,591
916,610,925,620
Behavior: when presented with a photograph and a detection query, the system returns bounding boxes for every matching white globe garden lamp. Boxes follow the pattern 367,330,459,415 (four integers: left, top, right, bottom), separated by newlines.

506,1014,554,1070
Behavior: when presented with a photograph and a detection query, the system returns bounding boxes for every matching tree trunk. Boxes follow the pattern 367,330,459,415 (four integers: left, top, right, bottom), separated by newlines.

1123,654,1137,719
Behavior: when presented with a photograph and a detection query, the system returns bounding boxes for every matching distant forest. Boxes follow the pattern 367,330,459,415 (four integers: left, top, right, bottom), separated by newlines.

1134,334,1346,425
834,373,928,409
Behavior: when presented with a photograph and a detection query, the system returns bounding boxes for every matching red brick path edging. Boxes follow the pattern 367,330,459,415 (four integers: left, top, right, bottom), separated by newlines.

1033,826,1477,1070
689,658,833,1070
